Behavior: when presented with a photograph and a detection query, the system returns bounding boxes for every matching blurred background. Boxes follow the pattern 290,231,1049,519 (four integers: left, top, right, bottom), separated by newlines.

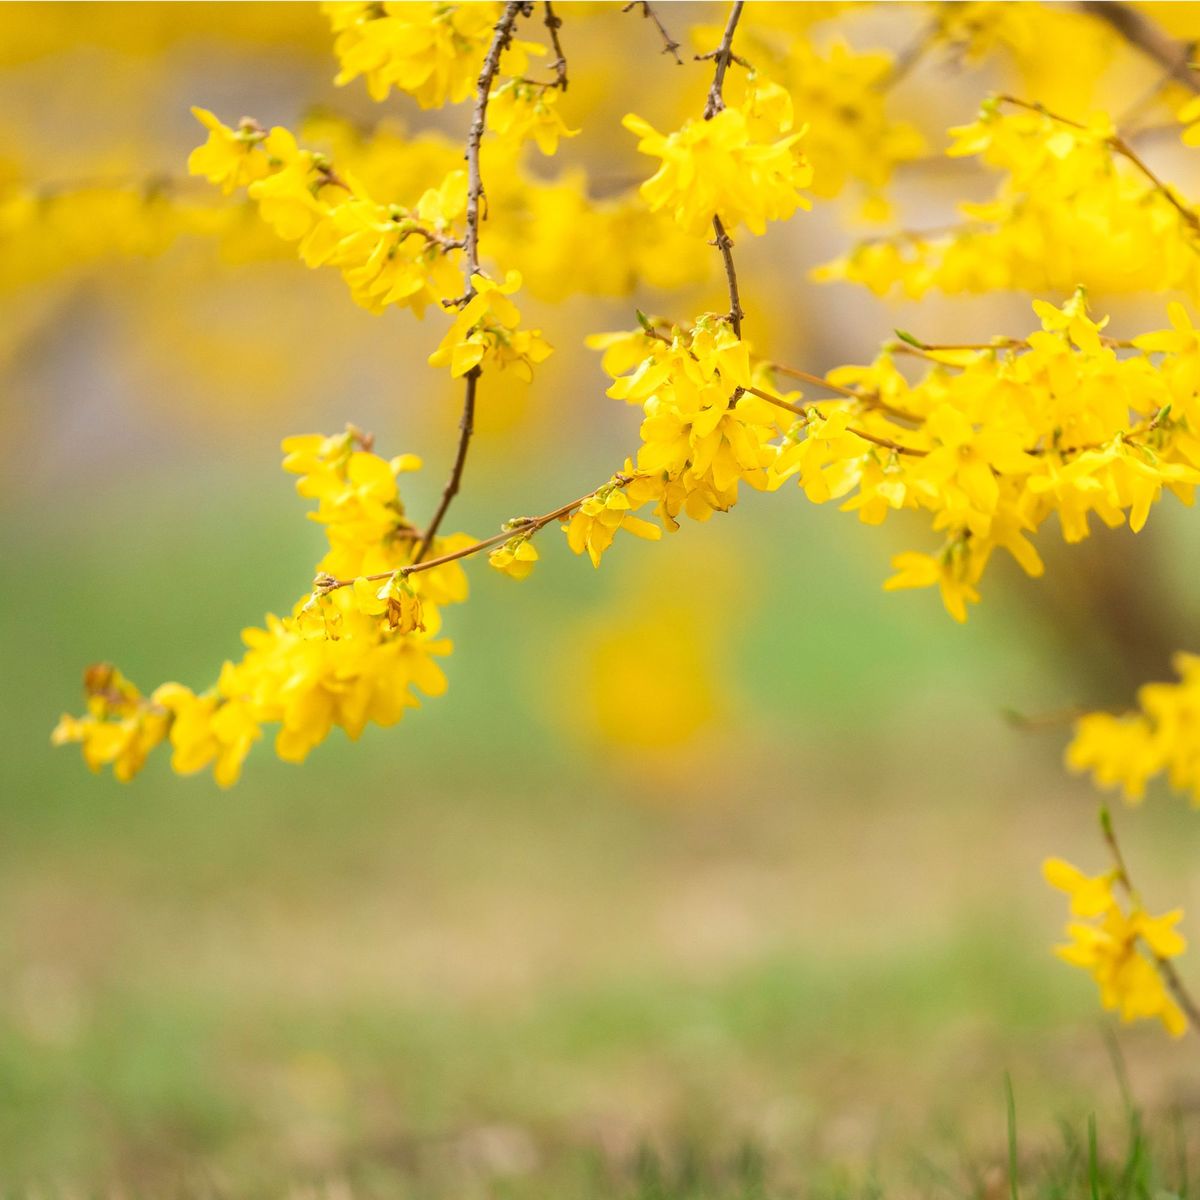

4,2,1200,1194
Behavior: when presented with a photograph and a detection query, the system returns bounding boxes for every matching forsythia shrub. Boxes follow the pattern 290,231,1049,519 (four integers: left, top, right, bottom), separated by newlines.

47,1,1200,1038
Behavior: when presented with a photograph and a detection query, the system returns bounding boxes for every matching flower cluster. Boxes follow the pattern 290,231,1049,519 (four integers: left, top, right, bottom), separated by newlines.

775,40,923,220
623,78,812,236
427,270,552,381
586,295,1200,622
53,429,471,786
303,113,709,303
563,475,662,568
487,80,578,157
1044,856,1188,1036
190,112,466,318
594,318,790,534
324,2,539,108
709,25,924,220
817,101,1200,300
780,294,1200,621
1068,652,1200,805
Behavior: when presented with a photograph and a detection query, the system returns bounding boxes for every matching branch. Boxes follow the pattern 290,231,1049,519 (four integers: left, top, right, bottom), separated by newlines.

620,1,682,65
1078,2,1200,94
766,362,924,424
879,17,938,91
703,2,747,341
412,370,478,564
463,2,523,289
744,385,930,457
415,1,524,563
319,474,639,593
543,1,568,90
702,0,745,120
710,214,744,338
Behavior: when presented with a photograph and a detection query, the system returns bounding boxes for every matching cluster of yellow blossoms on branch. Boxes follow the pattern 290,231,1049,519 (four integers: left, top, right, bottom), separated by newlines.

55,429,466,785
1044,852,1190,1036
819,97,1200,301
581,292,1200,624
1068,652,1200,806
51,0,1200,1039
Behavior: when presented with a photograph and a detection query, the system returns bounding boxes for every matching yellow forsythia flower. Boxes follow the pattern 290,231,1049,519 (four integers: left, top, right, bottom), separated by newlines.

325,2,501,107
564,481,661,568
623,99,812,236
1067,653,1200,805
488,81,578,157
489,536,539,580
351,574,425,633
883,548,980,625
187,107,268,195
428,270,553,381
55,429,468,786
1044,857,1188,1037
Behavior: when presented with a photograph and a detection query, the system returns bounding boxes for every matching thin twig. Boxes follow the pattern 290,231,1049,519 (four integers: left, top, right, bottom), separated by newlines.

320,476,637,593
415,1,524,563
703,0,745,121
1099,806,1200,1035
413,371,478,564
621,1,682,65
765,362,924,424
711,215,743,338
703,2,747,342
463,3,524,289
744,385,929,456
543,1,568,90
1003,704,1093,731
878,16,938,90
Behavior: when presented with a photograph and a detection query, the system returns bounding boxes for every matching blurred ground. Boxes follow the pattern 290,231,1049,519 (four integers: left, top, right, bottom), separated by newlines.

3,3,1200,1195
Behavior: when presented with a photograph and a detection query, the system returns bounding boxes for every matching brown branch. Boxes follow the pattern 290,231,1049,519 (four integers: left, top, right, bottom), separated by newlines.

710,215,744,338
767,363,862,399
879,17,938,90
703,2,747,343
416,1,524,563
1003,705,1092,731
412,369,478,563
463,2,523,288
1099,806,1200,1035
620,1,682,65
320,475,639,593
1078,2,1200,94
765,362,924,425
543,1,568,89
396,219,463,253
703,0,745,120
744,385,929,457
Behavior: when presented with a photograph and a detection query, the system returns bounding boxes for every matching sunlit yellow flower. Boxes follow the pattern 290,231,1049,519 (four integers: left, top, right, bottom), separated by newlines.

488,81,578,156
489,536,539,580
428,270,553,381
623,102,811,236
187,107,268,195
564,482,660,568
